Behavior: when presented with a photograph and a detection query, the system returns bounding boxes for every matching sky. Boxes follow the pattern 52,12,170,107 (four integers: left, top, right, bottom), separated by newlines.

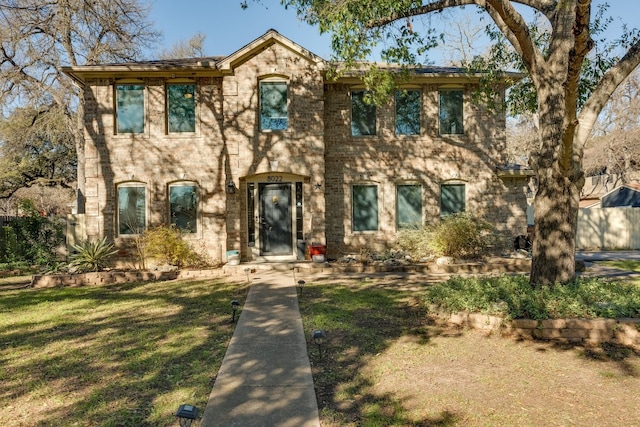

148,0,640,63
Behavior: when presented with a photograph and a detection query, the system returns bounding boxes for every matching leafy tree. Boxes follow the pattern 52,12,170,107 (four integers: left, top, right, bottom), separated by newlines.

0,106,76,198
1,199,65,266
275,0,640,285
0,0,160,209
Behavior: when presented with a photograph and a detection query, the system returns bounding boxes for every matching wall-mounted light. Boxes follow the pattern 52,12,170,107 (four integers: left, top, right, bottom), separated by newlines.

227,180,236,194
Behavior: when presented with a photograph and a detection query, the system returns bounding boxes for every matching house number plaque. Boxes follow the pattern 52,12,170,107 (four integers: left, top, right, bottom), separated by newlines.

266,175,283,182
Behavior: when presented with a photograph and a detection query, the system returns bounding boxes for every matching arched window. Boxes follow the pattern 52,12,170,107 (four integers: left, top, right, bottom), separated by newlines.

117,183,147,235
168,182,199,233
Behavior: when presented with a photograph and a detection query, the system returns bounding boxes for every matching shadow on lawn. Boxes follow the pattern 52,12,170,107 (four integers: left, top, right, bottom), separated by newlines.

299,277,640,426
0,278,249,426
300,280,465,426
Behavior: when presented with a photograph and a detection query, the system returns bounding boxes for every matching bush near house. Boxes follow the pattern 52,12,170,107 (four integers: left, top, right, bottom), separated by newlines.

0,199,64,268
141,225,210,268
398,213,494,259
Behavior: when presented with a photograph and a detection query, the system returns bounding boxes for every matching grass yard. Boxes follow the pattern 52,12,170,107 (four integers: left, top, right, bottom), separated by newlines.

300,275,640,427
0,278,248,426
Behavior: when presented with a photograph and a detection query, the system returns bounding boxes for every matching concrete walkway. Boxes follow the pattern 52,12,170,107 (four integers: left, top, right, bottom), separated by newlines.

200,269,320,427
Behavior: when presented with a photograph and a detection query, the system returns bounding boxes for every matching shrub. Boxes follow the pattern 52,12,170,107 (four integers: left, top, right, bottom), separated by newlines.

425,275,640,320
429,213,494,258
69,238,118,273
1,199,65,266
397,213,494,259
142,225,208,268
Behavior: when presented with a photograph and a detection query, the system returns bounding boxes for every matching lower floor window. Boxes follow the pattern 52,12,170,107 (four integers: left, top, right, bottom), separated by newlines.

169,184,198,233
441,183,466,216
397,185,422,229
352,185,378,231
117,185,146,235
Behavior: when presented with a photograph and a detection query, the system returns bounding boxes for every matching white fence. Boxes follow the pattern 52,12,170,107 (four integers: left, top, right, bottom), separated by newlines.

577,208,640,250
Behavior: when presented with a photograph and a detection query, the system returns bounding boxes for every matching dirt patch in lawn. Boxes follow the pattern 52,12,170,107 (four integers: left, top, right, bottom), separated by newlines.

302,275,640,427
363,325,640,426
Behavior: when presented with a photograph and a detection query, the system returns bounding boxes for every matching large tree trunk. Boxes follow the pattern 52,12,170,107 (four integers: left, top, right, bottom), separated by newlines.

530,174,581,285
529,84,583,286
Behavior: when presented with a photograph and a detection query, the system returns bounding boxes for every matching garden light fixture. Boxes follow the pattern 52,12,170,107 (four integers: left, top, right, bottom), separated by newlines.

312,329,326,359
175,404,199,427
297,279,305,295
231,300,240,323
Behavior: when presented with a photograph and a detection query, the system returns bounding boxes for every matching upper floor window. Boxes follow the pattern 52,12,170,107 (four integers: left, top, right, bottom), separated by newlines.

117,184,146,235
439,90,464,135
169,183,198,233
115,84,145,134
397,185,422,230
352,185,378,231
351,91,376,136
441,183,466,217
260,81,288,130
395,90,421,135
167,83,196,133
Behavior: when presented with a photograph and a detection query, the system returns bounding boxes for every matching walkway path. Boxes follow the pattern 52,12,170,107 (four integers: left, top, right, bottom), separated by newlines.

200,269,320,427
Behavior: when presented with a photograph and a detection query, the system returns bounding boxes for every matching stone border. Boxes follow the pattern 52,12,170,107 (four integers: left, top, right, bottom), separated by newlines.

29,268,234,288
432,309,640,348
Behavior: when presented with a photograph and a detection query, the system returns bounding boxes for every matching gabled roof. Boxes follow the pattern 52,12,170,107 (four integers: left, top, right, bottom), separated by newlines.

61,29,521,86
60,29,326,84
216,29,326,72
600,183,640,208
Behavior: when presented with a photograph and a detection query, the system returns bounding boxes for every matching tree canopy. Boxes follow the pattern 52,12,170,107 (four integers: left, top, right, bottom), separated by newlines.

276,0,640,284
0,0,160,202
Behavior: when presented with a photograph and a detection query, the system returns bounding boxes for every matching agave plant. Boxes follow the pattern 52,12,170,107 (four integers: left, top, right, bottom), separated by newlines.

69,238,118,273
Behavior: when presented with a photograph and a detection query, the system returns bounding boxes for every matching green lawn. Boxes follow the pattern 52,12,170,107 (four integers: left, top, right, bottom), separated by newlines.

0,278,248,426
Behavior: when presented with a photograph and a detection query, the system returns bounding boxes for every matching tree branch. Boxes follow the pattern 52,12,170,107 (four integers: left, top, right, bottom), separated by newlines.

576,39,640,149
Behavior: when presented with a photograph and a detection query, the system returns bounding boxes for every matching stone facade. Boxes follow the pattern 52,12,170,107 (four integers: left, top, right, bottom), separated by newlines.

63,30,530,265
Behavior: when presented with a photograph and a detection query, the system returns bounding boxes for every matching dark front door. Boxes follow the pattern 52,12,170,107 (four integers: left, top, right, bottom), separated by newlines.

259,183,292,255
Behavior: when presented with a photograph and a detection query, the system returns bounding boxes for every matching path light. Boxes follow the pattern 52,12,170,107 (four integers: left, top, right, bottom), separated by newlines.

231,300,240,323
297,279,305,295
243,267,251,283
175,404,199,427
312,329,326,359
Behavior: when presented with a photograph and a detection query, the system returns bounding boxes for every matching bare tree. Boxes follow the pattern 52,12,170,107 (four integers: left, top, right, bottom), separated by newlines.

584,69,640,182
0,0,160,207
157,32,207,59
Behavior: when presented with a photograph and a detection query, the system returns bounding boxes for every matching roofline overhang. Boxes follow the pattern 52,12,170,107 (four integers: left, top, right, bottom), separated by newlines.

60,63,221,85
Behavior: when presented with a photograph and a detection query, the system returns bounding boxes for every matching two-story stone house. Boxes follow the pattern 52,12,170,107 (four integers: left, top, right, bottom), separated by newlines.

62,30,530,265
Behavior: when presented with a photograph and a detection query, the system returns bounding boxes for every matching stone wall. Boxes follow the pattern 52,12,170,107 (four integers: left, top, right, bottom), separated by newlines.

434,309,640,348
